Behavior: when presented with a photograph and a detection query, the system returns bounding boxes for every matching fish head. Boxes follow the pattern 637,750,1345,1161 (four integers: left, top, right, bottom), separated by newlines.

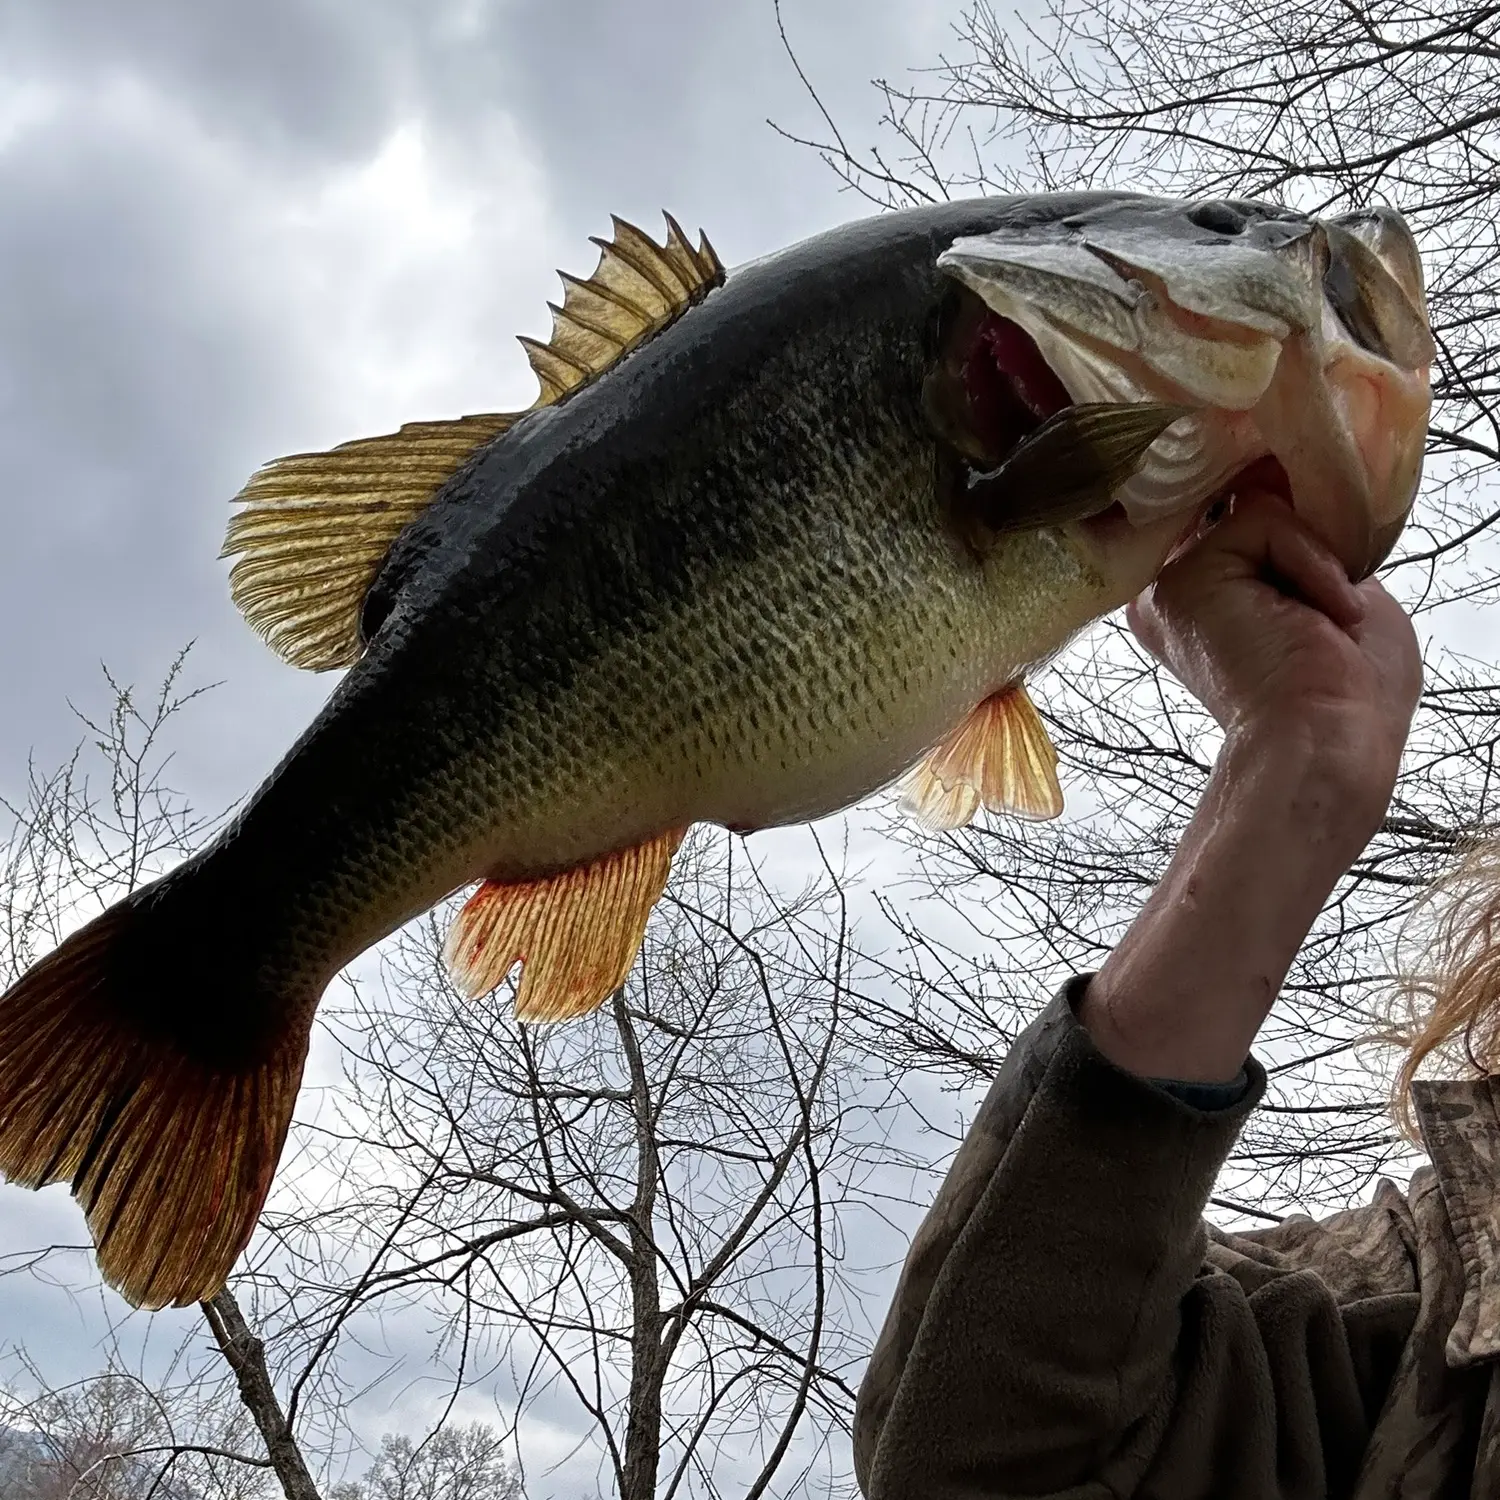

934,195,1433,579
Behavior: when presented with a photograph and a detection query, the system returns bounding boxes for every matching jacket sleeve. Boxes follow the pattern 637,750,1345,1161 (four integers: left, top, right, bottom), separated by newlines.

853,976,1267,1498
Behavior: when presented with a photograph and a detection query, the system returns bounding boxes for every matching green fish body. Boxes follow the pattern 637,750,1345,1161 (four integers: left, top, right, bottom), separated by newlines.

0,193,1434,1307
218,203,1161,952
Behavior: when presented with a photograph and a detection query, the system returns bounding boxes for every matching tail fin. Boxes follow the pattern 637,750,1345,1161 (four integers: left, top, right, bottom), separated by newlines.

0,891,312,1308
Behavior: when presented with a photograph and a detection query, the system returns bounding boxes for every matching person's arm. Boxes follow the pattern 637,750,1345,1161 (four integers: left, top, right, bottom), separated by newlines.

1077,734,1375,1086
1078,489,1420,1085
856,491,1424,1499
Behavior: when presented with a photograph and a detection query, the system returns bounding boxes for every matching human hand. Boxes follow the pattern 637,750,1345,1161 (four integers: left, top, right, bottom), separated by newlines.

1127,488,1422,842
1079,489,1423,1083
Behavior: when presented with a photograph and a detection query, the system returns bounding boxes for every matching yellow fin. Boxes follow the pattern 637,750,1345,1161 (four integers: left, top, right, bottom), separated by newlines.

900,683,1064,830
224,213,724,672
520,213,725,405
223,413,518,670
443,829,687,1023
0,900,309,1309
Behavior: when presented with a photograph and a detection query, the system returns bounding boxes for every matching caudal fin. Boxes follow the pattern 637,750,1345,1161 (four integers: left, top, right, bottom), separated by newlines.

0,892,312,1309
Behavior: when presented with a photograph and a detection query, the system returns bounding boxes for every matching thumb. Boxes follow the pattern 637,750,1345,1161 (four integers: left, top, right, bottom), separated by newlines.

1126,591,1168,663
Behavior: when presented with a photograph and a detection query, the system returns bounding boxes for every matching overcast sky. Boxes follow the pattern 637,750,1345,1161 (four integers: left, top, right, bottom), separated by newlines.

0,0,962,803
0,1,978,1491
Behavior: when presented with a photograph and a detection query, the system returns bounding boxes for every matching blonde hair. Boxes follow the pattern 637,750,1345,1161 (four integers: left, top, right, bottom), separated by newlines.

1383,833,1500,1142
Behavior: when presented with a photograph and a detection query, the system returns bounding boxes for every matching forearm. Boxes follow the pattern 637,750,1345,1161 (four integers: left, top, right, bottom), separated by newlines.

1079,728,1376,1084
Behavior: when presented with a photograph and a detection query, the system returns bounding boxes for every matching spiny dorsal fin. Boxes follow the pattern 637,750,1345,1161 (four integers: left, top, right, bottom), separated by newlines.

520,213,725,405
900,683,1064,830
224,213,725,672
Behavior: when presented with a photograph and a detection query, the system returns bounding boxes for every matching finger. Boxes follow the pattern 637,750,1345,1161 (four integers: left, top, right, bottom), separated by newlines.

1352,576,1425,710
1125,594,1167,662
1212,489,1367,630
1155,489,1256,584
1259,503,1367,630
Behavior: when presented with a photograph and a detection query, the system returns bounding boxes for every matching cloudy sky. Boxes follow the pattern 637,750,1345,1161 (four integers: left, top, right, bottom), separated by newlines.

0,0,983,1490
0,0,967,801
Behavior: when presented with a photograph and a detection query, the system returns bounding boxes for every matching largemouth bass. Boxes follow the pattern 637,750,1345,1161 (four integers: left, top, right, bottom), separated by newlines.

0,192,1432,1307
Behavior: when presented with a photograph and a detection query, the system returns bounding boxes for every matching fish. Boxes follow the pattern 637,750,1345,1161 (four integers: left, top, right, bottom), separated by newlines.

0,192,1433,1308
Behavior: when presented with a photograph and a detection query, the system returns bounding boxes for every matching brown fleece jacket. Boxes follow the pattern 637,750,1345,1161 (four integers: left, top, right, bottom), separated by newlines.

855,980,1500,1499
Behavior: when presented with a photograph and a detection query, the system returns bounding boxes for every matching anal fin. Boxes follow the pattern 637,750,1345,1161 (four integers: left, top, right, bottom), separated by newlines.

443,830,687,1022
900,683,1063,831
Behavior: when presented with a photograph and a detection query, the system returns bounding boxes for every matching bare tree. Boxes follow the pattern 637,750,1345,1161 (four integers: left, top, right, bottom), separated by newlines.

0,650,214,982
0,1350,521,1500
237,826,895,1500
329,1426,522,1500
795,0,1499,503
0,1360,277,1500
0,664,338,1500
0,662,915,1498
773,0,1500,1216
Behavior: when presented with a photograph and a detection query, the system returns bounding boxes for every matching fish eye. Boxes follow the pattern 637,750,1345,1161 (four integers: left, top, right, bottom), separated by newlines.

1187,201,1248,236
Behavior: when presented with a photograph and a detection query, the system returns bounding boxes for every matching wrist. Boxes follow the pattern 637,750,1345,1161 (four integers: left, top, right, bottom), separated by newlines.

1218,722,1391,862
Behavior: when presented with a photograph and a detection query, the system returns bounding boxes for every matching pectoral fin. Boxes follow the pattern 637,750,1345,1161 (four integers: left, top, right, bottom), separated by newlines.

443,829,687,1023
900,684,1063,830
970,401,1193,534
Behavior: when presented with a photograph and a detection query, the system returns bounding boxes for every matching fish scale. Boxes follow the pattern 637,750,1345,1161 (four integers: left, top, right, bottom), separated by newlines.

0,192,1432,1307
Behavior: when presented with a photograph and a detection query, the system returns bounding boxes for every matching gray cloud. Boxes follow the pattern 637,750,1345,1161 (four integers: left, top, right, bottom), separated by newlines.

7,0,415,163
0,0,953,795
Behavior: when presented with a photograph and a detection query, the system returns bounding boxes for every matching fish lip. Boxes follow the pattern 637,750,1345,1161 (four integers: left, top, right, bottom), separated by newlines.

934,229,1300,410
1165,457,1398,583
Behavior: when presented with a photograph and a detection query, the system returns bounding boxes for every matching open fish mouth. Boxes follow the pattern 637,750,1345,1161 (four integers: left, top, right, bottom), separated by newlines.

935,197,1434,578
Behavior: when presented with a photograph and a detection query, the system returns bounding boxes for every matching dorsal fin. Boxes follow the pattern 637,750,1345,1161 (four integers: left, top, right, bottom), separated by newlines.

223,414,517,670
223,213,725,672
520,213,725,405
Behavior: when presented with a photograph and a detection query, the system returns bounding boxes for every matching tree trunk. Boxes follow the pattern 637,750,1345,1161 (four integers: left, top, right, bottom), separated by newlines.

202,1289,324,1500
614,993,665,1500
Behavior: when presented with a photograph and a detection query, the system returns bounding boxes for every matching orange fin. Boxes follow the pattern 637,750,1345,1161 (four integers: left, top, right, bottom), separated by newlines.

900,683,1064,830
0,897,312,1309
443,830,687,1023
